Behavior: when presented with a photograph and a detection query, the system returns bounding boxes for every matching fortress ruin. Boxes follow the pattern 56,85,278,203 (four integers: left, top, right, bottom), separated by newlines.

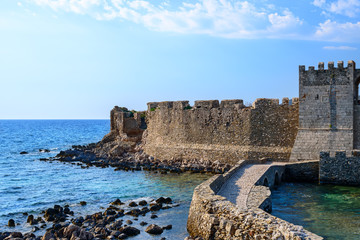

108,60,360,185
97,60,360,239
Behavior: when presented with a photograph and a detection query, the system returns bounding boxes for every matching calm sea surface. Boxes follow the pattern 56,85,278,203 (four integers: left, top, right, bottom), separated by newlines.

4,120,359,239
272,182,360,240
0,120,211,239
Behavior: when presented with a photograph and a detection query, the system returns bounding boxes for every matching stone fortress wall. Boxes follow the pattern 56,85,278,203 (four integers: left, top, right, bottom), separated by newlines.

291,61,360,161
109,106,146,143
143,98,299,166
320,151,360,185
106,60,360,185
102,59,360,239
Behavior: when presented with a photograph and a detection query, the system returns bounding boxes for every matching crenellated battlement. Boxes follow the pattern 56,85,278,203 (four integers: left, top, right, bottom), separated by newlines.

103,59,360,188
147,102,159,111
158,101,174,109
147,98,299,113
194,100,219,109
299,60,356,86
220,99,244,108
320,150,360,185
299,60,355,72
144,97,299,163
320,150,360,158
147,101,189,111
173,101,190,109
252,98,279,108
291,60,359,162
104,59,360,187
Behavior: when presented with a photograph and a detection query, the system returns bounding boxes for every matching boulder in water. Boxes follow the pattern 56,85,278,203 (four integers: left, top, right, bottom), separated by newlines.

145,224,163,235
110,199,124,205
120,226,140,236
8,219,15,227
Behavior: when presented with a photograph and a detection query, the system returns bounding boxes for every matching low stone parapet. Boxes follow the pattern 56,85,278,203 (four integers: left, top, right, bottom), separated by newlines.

187,161,322,239
320,151,360,185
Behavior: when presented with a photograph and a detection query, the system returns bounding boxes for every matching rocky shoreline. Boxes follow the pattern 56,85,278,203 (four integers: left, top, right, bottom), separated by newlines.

25,106,233,174
2,197,177,240
38,142,231,174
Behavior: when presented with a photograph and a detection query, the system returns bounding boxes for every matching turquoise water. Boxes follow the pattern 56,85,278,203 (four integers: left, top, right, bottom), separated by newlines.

0,120,211,239
272,182,360,240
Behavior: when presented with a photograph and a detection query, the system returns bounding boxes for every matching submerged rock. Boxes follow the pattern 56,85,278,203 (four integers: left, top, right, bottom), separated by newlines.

138,200,147,206
163,225,172,230
8,219,15,227
156,197,172,204
104,209,116,216
120,226,140,236
39,149,50,153
124,209,140,217
145,224,163,235
110,199,124,206
149,203,162,212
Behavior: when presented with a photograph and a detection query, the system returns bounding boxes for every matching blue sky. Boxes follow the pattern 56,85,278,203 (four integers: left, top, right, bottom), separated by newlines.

1,0,360,119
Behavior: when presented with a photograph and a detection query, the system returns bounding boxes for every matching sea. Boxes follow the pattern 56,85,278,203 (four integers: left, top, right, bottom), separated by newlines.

272,182,360,240
3,120,360,240
0,120,211,239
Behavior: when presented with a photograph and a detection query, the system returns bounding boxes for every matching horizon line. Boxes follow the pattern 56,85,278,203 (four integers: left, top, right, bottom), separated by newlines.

0,119,110,120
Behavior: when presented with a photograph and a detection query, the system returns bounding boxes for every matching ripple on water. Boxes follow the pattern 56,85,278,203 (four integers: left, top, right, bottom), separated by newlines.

0,120,212,239
272,182,360,240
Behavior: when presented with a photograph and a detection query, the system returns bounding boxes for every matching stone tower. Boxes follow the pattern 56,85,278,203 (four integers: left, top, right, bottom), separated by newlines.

290,60,360,161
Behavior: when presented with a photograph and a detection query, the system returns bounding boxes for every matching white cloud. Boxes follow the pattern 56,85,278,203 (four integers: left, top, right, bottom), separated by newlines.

330,0,360,17
313,0,360,17
315,19,360,42
22,0,360,42
268,10,302,30
37,0,302,39
31,0,101,14
313,0,326,7
323,45,357,50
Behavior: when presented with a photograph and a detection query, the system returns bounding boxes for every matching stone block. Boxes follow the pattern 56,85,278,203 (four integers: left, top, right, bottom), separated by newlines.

158,101,174,109
173,101,190,109
252,98,279,108
220,99,244,109
147,102,159,111
194,100,220,109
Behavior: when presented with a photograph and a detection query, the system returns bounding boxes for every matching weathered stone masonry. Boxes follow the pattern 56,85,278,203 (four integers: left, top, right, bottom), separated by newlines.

104,60,360,185
320,151,360,185
143,98,299,165
97,60,360,240
291,61,360,161
187,161,322,240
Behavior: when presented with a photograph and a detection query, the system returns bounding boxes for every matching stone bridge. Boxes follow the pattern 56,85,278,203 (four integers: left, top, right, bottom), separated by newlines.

217,162,286,213
187,160,322,239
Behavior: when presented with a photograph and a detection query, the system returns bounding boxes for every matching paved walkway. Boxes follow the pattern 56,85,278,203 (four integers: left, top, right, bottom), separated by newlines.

217,163,277,209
